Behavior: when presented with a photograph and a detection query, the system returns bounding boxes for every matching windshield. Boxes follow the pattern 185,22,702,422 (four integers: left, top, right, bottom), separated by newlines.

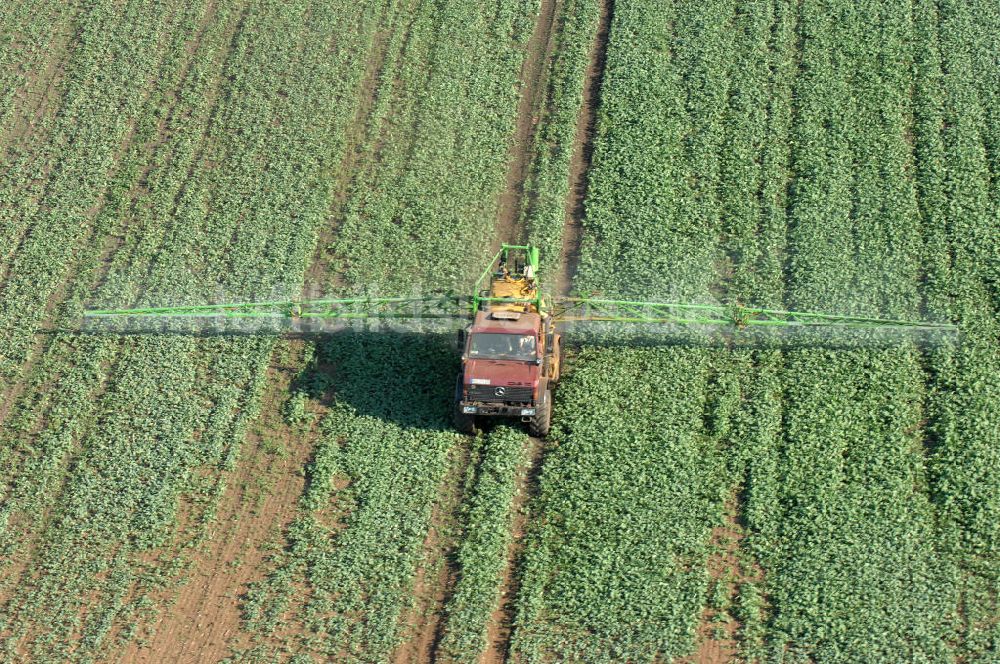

468,333,537,361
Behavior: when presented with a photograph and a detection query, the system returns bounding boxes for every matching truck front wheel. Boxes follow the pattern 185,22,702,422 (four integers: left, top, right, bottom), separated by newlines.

528,387,552,437
454,375,477,435
455,408,477,435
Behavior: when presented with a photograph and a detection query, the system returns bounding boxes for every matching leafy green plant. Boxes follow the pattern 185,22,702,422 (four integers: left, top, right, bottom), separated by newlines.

437,426,527,662
0,0,391,659
512,1,997,662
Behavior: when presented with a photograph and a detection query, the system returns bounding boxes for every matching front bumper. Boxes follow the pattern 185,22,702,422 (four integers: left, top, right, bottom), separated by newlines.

460,401,537,418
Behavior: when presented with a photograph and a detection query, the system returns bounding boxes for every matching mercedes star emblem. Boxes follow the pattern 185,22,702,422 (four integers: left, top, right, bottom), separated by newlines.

494,386,506,397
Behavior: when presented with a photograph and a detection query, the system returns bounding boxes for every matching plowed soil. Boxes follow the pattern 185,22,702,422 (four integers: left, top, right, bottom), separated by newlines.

118,342,322,663
494,0,561,248
555,0,613,297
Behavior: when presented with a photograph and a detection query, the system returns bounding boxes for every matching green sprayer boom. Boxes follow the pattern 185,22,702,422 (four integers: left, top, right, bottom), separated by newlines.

83,296,957,332
83,244,957,333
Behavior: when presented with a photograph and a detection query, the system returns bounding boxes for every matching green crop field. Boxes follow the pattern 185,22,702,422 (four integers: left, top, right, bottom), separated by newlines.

0,0,996,663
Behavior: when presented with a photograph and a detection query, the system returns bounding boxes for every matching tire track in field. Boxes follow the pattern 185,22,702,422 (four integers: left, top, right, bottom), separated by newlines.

680,498,764,664
403,1,562,659
555,0,612,298
378,3,565,660
482,435,544,664
494,0,561,248
482,1,614,661
395,442,474,664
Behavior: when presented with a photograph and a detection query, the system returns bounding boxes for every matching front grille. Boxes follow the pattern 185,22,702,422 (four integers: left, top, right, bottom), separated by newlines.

467,385,533,403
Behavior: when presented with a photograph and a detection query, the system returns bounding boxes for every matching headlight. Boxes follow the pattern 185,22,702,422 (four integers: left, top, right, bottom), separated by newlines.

462,406,477,414
521,408,536,416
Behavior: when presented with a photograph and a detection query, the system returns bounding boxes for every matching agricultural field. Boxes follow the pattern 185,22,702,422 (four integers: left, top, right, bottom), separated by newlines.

0,1,997,663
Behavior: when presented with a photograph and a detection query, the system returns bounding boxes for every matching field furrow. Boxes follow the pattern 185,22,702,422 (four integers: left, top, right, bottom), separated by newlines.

0,0,995,661
511,3,741,659
223,2,542,661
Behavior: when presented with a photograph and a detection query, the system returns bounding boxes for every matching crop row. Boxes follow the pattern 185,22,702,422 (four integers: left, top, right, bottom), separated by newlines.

0,1,216,656
235,1,538,660
329,0,535,293
0,3,77,174
512,1,739,660
0,1,77,183
0,0,177,380
436,426,527,662
0,0,388,658
513,0,998,660
241,333,458,661
918,0,1000,656
571,0,735,301
513,347,728,662
747,1,993,658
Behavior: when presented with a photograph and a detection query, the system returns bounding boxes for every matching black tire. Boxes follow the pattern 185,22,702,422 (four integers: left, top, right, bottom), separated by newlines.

454,375,477,435
528,387,552,437
455,409,477,435
552,336,565,384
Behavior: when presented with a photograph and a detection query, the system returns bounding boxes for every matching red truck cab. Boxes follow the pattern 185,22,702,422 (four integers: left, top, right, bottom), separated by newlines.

455,309,560,436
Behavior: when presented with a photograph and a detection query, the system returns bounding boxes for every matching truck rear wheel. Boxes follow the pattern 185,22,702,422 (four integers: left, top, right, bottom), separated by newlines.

552,336,564,383
528,387,552,437
454,375,477,435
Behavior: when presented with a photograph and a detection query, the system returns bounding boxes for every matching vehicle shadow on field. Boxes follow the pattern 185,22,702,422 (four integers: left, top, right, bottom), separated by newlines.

288,328,461,432
68,322,954,436
71,322,463,432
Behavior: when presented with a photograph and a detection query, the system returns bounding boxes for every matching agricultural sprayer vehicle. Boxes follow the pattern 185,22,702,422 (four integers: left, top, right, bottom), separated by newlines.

84,245,958,436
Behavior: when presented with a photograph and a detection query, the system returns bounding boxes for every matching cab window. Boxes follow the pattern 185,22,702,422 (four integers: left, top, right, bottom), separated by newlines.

468,333,536,360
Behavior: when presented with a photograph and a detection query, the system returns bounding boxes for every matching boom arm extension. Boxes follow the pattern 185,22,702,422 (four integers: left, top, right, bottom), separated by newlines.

84,295,471,321
81,243,957,332
552,298,958,331
84,295,957,332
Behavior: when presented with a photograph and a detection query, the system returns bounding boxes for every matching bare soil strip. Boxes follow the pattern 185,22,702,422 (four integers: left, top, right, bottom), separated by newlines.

555,0,613,297
482,435,544,664
495,0,561,248
680,499,764,664
120,342,322,664
393,442,474,664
